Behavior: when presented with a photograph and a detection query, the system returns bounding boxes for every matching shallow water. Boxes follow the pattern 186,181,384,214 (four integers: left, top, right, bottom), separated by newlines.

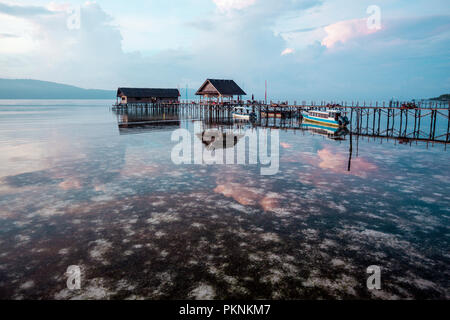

0,100,449,300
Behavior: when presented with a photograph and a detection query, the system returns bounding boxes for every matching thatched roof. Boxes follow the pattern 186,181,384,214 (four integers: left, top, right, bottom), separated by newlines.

196,79,246,96
117,88,179,98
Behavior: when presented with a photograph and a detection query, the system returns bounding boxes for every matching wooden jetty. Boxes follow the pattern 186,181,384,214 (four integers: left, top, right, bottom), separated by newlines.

112,99,449,144
112,79,449,144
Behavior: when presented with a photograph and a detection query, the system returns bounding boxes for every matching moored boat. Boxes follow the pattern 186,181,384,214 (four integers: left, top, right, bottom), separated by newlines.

261,111,282,118
232,106,256,121
302,109,349,127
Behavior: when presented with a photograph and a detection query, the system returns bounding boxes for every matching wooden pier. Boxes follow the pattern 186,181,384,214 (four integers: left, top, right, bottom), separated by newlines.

112,99,450,145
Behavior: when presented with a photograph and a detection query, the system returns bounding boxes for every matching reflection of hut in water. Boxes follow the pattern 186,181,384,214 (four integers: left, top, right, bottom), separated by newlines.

113,108,181,135
201,117,235,127
196,129,245,151
119,120,181,135
116,110,180,124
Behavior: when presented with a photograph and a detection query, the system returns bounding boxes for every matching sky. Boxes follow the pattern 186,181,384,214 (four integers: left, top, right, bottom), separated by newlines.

0,0,449,101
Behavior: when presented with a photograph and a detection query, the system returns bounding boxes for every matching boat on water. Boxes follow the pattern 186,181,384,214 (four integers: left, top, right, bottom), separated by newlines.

303,109,349,127
232,106,256,121
261,111,284,118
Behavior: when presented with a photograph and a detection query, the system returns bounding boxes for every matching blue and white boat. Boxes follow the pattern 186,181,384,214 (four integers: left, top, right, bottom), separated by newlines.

303,109,349,127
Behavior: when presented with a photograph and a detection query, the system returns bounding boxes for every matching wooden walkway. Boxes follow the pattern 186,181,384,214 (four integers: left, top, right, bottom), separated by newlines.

112,99,450,144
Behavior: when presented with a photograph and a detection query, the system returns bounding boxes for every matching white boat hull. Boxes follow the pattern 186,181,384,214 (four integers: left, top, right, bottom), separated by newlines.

232,113,251,120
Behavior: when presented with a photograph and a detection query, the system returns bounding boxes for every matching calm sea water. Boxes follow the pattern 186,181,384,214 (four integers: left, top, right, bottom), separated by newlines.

0,100,449,300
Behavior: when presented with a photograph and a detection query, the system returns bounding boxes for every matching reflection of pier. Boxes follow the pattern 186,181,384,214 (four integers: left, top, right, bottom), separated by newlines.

112,104,449,145
113,107,180,135
112,100,449,144
225,115,449,146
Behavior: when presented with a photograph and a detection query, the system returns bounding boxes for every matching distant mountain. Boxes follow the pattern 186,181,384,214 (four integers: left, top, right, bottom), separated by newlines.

430,94,450,101
0,79,115,99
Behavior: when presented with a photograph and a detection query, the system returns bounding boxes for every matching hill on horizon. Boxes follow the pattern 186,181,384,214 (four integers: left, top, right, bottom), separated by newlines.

430,94,450,101
0,79,116,99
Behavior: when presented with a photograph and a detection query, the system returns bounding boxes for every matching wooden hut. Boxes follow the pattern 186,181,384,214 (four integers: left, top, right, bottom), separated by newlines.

117,88,180,105
195,79,246,103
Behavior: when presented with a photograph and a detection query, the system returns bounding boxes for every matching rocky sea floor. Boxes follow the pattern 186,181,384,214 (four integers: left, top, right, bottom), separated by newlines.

0,103,449,299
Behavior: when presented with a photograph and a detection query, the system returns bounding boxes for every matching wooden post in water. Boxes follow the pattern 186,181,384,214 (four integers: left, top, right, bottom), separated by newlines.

429,108,434,140
399,108,403,137
432,107,437,140
350,105,353,131
417,108,422,139
404,108,409,137
447,104,450,143
372,102,377,135
386,108,390,135
360,103,363,134
413,109,418,139
378,104,382,135
366,104,369,134
348,132,353,172
391,107,395,136
356,105,360,134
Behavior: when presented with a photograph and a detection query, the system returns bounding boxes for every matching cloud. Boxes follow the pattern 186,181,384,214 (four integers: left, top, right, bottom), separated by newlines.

181,0,322,92
321,18,381,48
281,48,294,55
280,142,292,148
0,33,18,38
0,2,53,16
214,180,283,211
185,19,216,31
213,0,256,12
317,148,377,178
0,0,324,92
0,2,136,88
58,178,82,191
276,11,450,100
0,0,449,101
282,16,382,52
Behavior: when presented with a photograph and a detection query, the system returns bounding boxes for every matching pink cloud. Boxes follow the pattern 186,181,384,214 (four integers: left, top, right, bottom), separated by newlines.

317,148,377,178
59,178,82,190
321,18,381,48
214,182,261,206
259,193,281,212
281,48,294,56
290,147,377,180
214,173,283,212
280,142,292,149
121,165,160,178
